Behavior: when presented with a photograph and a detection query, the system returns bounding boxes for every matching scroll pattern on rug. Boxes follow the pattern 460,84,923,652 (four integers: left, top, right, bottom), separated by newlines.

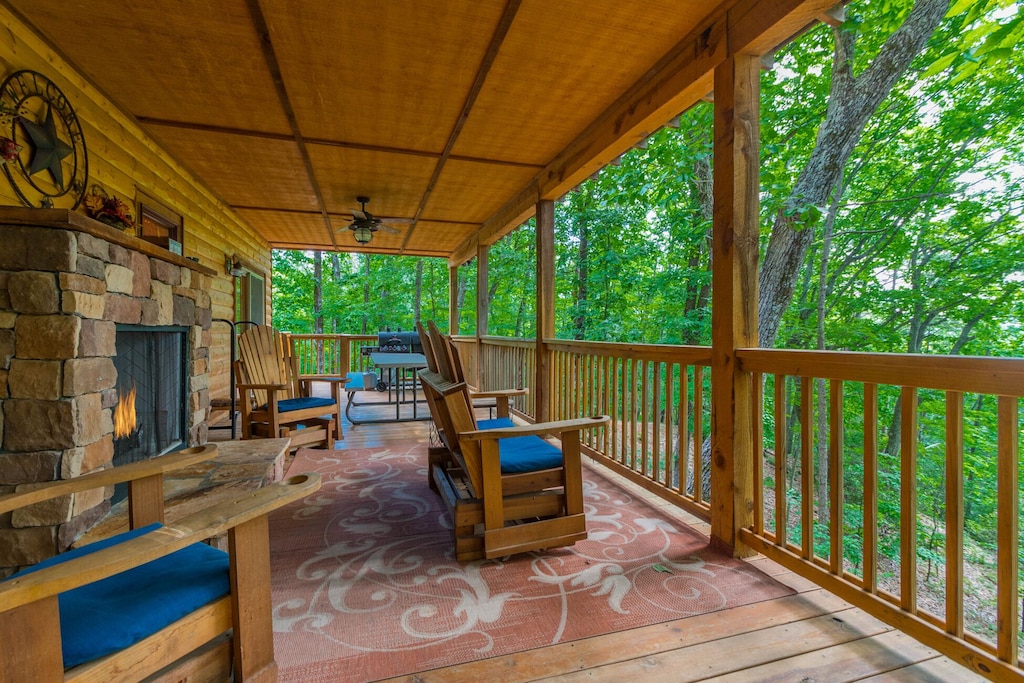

269,444,792,682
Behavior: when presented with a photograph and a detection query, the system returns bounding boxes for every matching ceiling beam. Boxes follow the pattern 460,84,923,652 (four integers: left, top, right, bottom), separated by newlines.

135,117,545,170
244,0,337,249
450,0,839,266
400,0,523,254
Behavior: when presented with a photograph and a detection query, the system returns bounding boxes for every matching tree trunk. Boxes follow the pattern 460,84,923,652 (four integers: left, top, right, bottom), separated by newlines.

413,258,423,325
330,253,341,333
574,216,589,339
312,250,323,334
758,0,950,348
361,254,371,334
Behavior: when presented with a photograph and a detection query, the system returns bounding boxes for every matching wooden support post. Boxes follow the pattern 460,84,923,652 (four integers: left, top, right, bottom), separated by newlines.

710,54,760,556
535,199,555,423
448,264,459,335
476,243,489,384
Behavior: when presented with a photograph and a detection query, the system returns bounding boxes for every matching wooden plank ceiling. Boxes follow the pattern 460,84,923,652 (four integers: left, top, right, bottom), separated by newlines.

7,0,832,262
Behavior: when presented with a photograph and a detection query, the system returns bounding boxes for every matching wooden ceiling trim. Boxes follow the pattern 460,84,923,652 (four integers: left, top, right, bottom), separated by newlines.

138,117,546,170
451,0,832,266
400,0,523,254
729,0,840,56
243,0,337,249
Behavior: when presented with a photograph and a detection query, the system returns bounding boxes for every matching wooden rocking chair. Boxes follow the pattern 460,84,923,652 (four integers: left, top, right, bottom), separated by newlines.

419,367,609,561
0,444,320,682
235,325,341,452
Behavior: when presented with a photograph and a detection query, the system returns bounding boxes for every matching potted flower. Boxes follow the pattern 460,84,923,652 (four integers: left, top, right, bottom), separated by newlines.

83,185,137,233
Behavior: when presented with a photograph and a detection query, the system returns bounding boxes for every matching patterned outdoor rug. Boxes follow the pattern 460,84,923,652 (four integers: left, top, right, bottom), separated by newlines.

269,443,793,682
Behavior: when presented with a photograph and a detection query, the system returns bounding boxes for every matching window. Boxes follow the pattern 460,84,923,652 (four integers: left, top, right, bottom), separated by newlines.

135,191,184,254
235,270,265,325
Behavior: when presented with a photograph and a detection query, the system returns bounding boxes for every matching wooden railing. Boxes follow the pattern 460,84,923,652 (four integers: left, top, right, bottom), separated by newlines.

737,348,1024,680
472,337,714,520
453,336,536,416
289,334,376,376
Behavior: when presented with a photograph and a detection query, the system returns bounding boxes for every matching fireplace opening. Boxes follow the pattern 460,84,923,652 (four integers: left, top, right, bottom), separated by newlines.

111,325,188,504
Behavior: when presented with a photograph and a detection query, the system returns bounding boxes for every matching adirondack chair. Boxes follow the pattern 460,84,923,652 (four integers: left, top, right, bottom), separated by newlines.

419,368,609,560
416,321,529,491
420,320,527,419
0,444,320,682
235,324,341,452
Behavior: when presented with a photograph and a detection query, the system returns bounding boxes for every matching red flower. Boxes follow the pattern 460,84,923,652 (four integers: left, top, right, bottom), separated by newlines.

0,136,21,163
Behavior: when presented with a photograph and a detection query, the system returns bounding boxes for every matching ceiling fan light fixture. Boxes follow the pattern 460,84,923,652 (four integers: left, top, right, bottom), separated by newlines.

352,225,374,244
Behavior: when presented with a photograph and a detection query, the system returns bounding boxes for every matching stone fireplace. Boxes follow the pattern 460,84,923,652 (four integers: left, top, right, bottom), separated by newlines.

0,209,215,576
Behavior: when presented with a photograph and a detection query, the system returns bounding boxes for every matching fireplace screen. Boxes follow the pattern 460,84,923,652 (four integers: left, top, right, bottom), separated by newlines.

112,326,188,501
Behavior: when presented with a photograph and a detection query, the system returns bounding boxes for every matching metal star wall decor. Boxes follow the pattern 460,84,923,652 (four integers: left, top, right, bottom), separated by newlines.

0,70,87,209
20,104,73,185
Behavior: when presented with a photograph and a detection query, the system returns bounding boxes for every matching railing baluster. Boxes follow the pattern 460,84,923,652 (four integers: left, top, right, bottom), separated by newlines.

653,361,662,483
997,395,1019,663
679,364,689,497
752,371,764,536
629,358,638,471
666,362,676,492
693,366,703,505
946,390,964,637
775,374,787,548
801,376,814,561
642,359,650,477
829,379,843,575
864,383,878,593
611,356,620,463
900,386,918,614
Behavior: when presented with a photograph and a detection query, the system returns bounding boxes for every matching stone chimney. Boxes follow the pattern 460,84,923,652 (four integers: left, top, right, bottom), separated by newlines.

0,210,214,576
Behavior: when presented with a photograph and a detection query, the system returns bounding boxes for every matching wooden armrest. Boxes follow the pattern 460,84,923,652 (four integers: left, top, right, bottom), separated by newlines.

0,472,321,613
470,388,528,398
463,415,610,440
0,445,218,515
299,374,349,383
235,381,289,391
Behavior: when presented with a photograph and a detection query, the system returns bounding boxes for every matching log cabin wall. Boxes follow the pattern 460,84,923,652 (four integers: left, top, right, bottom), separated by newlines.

0,5,273,420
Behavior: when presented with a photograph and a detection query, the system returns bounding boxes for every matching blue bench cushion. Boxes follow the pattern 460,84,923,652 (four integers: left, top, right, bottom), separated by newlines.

7,523,230,669
474,417,564,473
271,396,336,413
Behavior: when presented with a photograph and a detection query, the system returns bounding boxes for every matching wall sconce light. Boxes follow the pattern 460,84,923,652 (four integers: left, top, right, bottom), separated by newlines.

225,254,246,277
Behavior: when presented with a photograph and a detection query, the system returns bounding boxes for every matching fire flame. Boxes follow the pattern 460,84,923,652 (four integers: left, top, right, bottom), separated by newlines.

113,384,138,439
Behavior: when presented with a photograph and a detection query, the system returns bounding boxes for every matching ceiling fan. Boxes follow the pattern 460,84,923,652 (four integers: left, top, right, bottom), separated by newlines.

339,196,402,244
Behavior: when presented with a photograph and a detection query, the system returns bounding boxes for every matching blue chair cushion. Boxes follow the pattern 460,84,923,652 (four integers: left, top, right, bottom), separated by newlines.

478,417,515,430
474,417,564,473
272,396,336,413
497,435,565,473
7,523,230,669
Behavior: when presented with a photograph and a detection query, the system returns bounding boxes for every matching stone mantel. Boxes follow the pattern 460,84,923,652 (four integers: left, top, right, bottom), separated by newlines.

0,207,216,276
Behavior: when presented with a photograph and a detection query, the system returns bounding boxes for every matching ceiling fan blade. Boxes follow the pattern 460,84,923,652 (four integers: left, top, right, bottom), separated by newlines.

351,209,369,220
381,224,401,234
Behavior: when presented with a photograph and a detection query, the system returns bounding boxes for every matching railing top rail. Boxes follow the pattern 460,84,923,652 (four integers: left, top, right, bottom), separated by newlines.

288,333,376,341
545,339,712,364
738,348,1024,397
472,335,713,363
476,336,536,347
